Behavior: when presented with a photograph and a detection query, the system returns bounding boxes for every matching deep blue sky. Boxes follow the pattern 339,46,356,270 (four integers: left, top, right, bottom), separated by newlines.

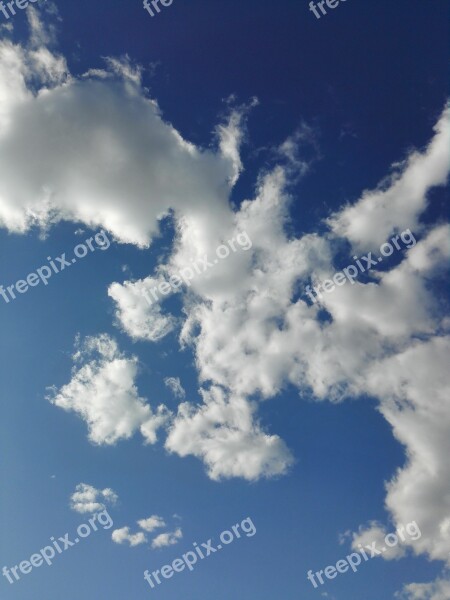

1,1,449,599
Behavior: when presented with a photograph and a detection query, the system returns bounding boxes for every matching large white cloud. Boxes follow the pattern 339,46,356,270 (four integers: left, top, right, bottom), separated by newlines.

359,336,450,564
0,9,238,247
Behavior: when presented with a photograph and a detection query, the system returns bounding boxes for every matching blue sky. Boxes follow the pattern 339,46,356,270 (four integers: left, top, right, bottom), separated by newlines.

0,1,449,599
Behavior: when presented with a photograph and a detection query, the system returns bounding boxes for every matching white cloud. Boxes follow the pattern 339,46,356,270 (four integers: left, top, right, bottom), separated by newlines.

328,104,450,252
165,386,293,481
164,377,186,400
111,527,147,547
166,115,450,569
0,11,241,246
314,225,448,341
351,522,406,560
70,483,118,514
108,277,176,342
151,527,183,549
397,577,450,600
112,515,176,548
111,515,176,548
215,97,258,186
0,22,13,34
359,336,450,564
47,334,170,445
0,13,299,481
137,515,166,533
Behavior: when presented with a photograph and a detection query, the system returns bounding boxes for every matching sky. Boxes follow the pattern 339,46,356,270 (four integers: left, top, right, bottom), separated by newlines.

0,1,449,599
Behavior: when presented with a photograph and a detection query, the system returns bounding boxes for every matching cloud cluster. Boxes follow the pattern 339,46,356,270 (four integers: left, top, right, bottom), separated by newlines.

2,10,450,593
68,483,179,550
70,483,117,514
111,515,181,549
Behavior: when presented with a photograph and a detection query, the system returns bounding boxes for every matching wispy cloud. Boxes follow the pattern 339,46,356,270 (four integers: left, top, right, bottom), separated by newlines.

164,377,186,400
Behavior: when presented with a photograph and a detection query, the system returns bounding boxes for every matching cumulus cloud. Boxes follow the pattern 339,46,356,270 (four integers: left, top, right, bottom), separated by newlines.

358,336,450,565
108,277,176,342
0,10,240,246
151,528,183,549
111,527,147,547
164,377,186,400
47,334,170,445
165,386,293,481
167,115,450,566
70,483,118,514
112,515,177,549
328,104,450,252
0,9,301,481
351,522,407,560
397,577,450,600
137,515,166,533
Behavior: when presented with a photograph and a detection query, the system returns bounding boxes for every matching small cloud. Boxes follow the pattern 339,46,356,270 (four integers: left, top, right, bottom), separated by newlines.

112,527,147,547
351,522,406,561
0,22,13,33
70,483,118,514
338,530,352,545
147,61,161,78
82,68,110,80
111,514,181,550
339,122,358,140
164,377,186,400
151,527,183,549
138,515,166,533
